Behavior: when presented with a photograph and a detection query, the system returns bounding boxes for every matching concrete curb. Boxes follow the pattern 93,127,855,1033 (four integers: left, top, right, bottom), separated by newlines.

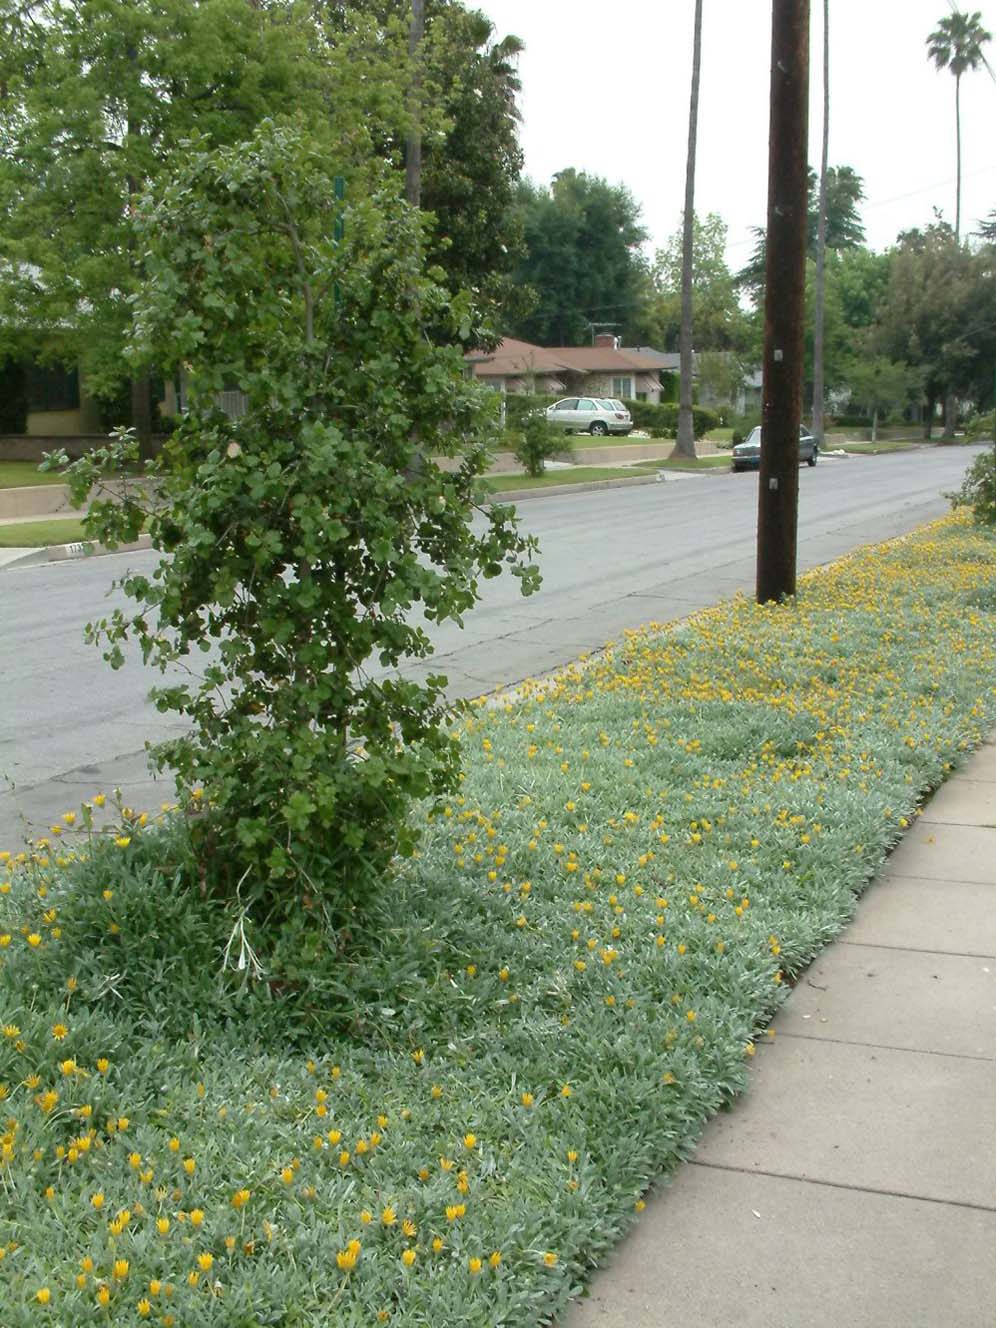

484,472,665,503
1,533,153,571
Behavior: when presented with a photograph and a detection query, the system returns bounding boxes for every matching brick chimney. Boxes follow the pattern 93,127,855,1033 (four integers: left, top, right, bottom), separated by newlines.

593,333,619,349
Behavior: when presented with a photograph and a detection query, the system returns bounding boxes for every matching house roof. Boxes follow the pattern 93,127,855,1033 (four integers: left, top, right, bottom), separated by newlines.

468,338,675,377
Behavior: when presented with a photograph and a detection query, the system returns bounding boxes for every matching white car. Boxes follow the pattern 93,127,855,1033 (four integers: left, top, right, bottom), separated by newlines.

545,397,633,437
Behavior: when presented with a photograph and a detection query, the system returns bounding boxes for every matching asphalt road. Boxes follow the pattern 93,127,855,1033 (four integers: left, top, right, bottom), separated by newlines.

1,445,987,843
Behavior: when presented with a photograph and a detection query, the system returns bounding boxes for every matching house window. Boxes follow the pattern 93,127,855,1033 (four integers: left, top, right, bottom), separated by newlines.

612,376,633,399
26,362,80,413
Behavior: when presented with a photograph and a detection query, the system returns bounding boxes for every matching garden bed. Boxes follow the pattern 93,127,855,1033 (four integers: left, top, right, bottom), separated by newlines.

2,514,995,1326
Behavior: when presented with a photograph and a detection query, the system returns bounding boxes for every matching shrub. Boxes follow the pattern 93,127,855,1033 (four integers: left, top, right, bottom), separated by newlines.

949,445,996,524
52,123,540,964
513,411,569,476
501,392,558,429
965,410,995,441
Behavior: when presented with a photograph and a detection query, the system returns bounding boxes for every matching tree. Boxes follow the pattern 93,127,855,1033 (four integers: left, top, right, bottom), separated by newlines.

739,166,865,296
844,352,923,441
926,9,992,240
328,1,527,327
643,213,748,352
61,122,540,959
0,0,332,444
508,170,650,346
873,222,996,435
674,0,704,458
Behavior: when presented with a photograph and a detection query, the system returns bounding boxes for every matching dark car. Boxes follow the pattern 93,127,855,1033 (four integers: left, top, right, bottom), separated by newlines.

731,426,818,472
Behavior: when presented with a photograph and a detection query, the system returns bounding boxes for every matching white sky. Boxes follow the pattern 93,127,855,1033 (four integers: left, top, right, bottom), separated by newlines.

478,0,996,268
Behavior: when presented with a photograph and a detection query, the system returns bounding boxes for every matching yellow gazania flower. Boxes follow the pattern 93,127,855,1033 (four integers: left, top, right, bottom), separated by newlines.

402,1248,416,1267
196,1253,213,1272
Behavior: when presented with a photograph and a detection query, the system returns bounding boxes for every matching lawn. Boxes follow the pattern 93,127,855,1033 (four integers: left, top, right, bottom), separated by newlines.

2,513,995,1326
656,455,731,471
0,517,90,547
839,440,921,455
0,460,70,489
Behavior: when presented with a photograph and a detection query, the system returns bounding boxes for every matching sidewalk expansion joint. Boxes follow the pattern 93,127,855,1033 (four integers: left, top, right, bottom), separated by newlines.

688,1160,996,1214
775,1029,996,1063
837,939,996,960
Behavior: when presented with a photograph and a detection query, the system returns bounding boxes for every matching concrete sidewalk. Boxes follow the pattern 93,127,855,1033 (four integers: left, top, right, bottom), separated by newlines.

564,732,996,1328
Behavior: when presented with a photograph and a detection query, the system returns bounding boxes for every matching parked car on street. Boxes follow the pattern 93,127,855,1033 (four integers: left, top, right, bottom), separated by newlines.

731,426,818,472
545,397,633,436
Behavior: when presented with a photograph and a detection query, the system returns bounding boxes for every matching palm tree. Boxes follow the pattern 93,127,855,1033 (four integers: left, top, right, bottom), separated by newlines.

673,0,703,460
926,10,992,241
811,0,830,447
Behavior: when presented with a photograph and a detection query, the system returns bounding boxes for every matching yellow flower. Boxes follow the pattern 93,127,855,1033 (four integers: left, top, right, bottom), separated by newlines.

51,1023,68,1040
27,934,42,948
189,1208,204,1227
432,1237,444,1253
196,1253,213,1272
115,836,131,849
381,1206,397,1226
520,1092,534,1107
463,1133,477,1150
137,1300,151,1318
468,1256,482,1274
231,1188,250,1209
91,1192,105,1210
96,1058,109,1074
401,1219,416,1237
402,1248,417,1267
35,1288,51,1305
93,794,106,808
489,1251,502,1268
182,1157,195,1175
113,1259,129,1280
157,1217,170,1235
543,1252,558,1267
96,1286,110,1308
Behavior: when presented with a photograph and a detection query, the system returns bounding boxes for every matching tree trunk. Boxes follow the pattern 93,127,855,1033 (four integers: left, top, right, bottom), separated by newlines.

673,0,703,460
871,406,878,443
943,393,957,438
811,0,829,446
955,73,962,242
131,374,154,459
405,0,425,208
924,388,935,440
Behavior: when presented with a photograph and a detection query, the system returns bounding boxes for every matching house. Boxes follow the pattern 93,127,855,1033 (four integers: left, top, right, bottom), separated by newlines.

466,335,678,404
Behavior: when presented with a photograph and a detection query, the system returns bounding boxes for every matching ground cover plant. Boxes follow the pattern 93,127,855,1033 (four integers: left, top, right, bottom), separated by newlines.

2,513,996,1326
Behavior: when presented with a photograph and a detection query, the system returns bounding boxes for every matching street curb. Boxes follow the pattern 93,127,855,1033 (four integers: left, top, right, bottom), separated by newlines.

484,472,664,503
1,533,153,571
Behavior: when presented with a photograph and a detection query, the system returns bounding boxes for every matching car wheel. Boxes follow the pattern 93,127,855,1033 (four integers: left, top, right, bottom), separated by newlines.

807,452,817,466
589,421,608,436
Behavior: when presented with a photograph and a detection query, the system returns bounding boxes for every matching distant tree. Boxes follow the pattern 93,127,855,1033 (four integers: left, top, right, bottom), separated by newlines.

327,1,528,328
674,0,704,458
976,210,996,241
739,166,866,296
926,9,992,240
845,352,923,441
811,0,830,444
0,0,333,445
508,170,650,346
643,213,747,353
874,223,996,435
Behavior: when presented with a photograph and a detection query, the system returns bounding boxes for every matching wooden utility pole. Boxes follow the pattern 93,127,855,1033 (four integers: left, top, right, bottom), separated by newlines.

405,0,425,208
756,0,810,604
673,0,704,459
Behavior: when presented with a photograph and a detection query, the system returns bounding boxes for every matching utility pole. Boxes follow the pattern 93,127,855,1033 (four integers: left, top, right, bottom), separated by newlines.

756,0,810,604
405,0,425,208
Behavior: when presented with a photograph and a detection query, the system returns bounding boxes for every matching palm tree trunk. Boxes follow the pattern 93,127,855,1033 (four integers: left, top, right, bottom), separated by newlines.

673,0,703,460
811,0,829,446
955,71,962,241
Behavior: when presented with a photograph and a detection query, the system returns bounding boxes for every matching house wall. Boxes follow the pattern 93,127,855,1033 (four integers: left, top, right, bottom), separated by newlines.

26,399,102,436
